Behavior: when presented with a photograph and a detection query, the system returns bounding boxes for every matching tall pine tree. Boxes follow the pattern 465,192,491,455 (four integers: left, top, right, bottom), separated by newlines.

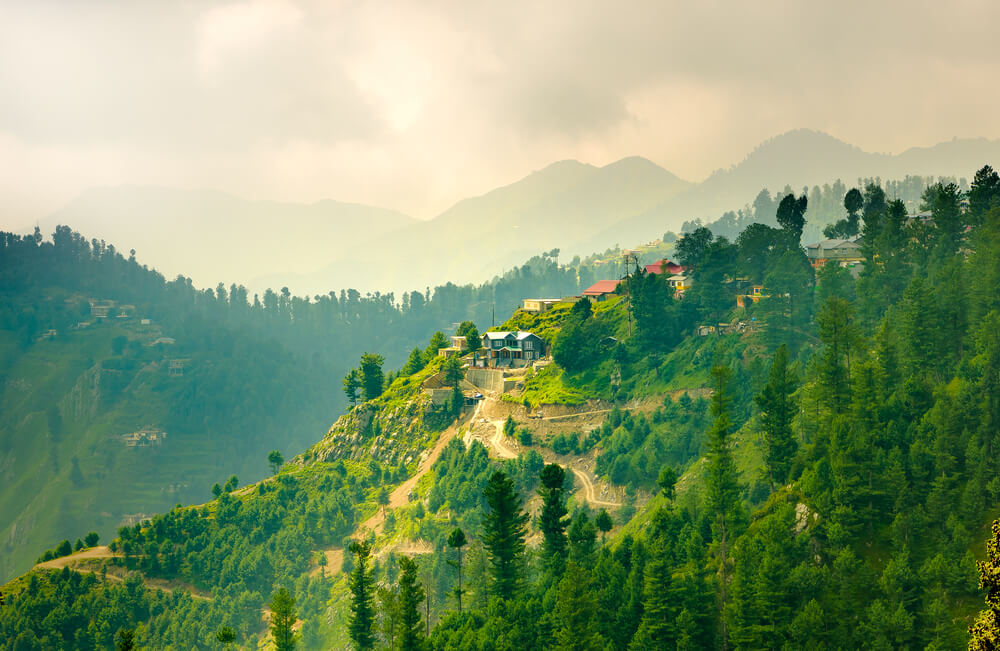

756,344,799,488
705,365,744,651
397,556,426,651
348,541,376,650
482,470,528,600
538,463,569,579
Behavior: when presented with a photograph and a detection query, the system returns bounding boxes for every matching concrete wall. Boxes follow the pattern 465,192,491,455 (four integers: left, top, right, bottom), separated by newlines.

466,368,505,393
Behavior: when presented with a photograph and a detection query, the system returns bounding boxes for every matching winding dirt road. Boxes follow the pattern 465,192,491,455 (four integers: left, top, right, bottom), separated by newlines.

485,414,621,507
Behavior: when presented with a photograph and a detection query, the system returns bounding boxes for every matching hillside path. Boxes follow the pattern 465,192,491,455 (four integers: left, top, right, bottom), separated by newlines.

33,546,210,599
355,400,484,538
484,407,621,508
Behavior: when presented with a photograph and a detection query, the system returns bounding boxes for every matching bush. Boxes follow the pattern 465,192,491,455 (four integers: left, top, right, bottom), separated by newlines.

518,429,533,446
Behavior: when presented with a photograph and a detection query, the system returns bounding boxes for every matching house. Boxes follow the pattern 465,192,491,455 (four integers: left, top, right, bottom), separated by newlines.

36,329,58,341
736,285,766,309
582,279,621,301
167,359,189,377
644,259,686,275
121,428,167,448
437,335,469,357
480,331,546,368
805,238,863,269
522,298,561,313
667,274,691,294
905,210,934,227
117,305,136,318
89,299,116,319
151,337,176,346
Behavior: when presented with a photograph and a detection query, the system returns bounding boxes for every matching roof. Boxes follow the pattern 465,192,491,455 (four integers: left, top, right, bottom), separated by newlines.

582,279,621,295
644,259,685,275
806,238,862,250
483,330,541,341
668,274,688,281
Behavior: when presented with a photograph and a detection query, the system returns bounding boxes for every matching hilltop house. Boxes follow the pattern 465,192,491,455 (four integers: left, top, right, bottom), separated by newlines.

522,298,561,313
437,335,469,357
583,279,621,301
479,331,545,368
644,259,686,275
805,238,863,269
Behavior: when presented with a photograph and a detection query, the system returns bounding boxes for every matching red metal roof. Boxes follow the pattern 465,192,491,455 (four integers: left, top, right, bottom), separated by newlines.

583,279,621,295
644,259,685,275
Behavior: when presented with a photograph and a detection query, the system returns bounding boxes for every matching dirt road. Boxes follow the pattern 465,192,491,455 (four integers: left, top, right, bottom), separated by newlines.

484,411,621,508
33,546,210,599
355,401,484,537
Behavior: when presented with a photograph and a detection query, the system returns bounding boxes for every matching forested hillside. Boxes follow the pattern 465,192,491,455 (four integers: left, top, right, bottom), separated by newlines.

2,165,1000,649
0,224,674,582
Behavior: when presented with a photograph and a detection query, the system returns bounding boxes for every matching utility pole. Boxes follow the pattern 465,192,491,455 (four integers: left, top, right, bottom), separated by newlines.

623,250,637,338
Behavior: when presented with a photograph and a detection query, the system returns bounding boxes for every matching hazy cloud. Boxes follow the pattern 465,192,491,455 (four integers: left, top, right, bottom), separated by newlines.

2,0,999,224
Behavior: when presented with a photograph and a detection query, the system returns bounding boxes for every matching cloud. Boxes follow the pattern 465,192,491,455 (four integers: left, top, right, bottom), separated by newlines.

1,0,999,224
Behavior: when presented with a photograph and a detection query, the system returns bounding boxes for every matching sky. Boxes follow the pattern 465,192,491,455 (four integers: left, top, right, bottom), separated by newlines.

2,0,999,225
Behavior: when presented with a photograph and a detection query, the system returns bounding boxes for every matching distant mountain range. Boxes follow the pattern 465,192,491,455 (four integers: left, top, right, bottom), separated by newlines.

34,130,1000,295
37,188,415,290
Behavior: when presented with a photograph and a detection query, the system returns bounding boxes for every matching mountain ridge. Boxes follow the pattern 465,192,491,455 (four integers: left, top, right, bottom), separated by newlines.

35,130,1000,295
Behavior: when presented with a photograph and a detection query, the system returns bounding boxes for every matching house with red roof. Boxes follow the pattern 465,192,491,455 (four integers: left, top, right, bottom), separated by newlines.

582,279,621,301
644,259,686,275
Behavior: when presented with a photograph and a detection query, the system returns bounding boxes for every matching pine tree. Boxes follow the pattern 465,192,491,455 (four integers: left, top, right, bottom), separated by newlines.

554,561,605,650
348,541,377,650
446,528,467,612
756,344,798,487
538,464,569,578
630,550,677,650
343,368,362,405
359,353,385,401
816,296,859,413
705,364,743,651
402,347,425,375
269,588,297,651
443,354,463,387
481,470,528,600
397,556,426,651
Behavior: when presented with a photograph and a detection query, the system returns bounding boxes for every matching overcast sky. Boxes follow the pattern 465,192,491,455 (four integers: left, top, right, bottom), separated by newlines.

2,0,999,224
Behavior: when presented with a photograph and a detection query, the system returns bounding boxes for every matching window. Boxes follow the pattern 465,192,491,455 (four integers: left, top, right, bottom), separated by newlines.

523,340,532,350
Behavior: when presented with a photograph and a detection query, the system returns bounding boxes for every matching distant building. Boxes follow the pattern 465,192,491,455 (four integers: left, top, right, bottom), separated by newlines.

522,298,561,313
480,331,546,367
667,274,691,294
117,305,136,318
905,210,934,227
151,337,176,346
805,238,863,269
644,259,686,275
582,279,621,301
736,285,767,309
121,428,167,448
36,329,58,341
167,359,189,377
437,335,469,357
89,299,116,319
